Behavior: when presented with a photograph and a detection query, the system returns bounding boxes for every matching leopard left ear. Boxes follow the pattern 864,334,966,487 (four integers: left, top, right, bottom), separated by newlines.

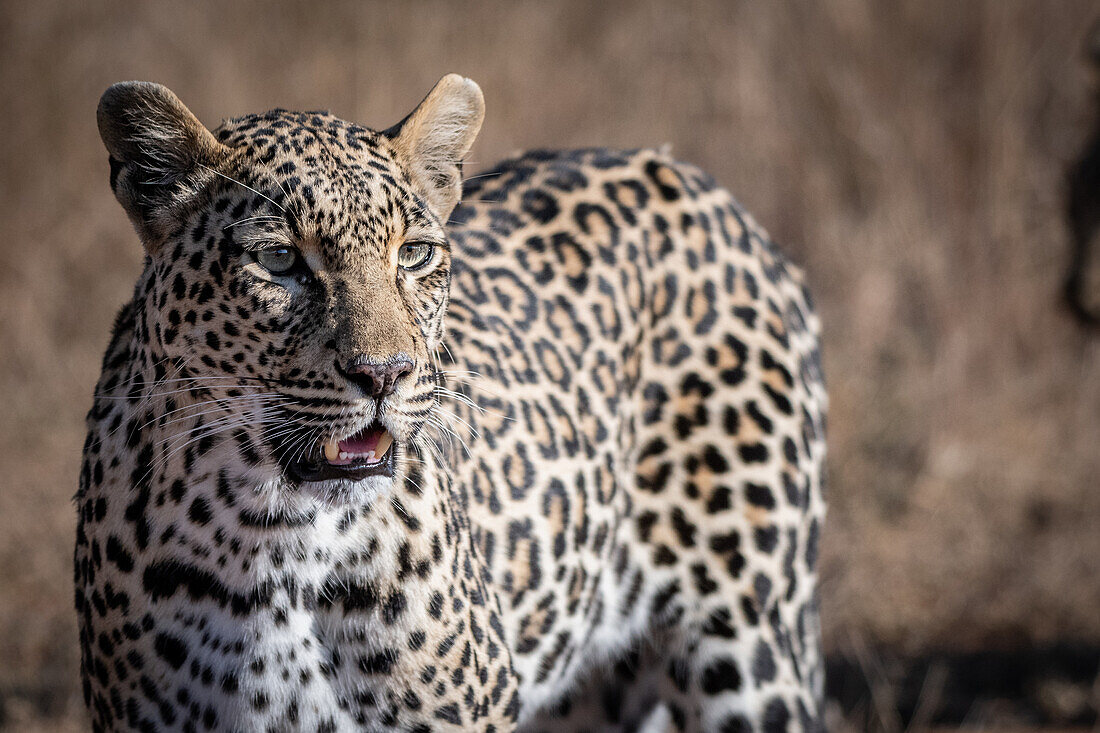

384,74,484,223
98,82,227,246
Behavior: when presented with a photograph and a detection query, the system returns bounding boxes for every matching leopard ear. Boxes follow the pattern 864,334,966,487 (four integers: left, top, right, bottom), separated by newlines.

384,74,484,223
98,81,226,245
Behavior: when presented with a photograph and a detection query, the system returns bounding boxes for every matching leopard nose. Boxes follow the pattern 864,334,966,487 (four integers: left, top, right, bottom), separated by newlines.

341,356,414,398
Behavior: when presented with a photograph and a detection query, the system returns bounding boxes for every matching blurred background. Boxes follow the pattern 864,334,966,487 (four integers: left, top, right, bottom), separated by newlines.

2,1,1099,730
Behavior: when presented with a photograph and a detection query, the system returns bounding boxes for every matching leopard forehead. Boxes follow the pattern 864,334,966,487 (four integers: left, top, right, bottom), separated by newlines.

210,110,443,261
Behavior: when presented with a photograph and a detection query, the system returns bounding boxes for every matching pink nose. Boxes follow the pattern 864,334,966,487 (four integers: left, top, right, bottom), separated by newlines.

342,356,413,398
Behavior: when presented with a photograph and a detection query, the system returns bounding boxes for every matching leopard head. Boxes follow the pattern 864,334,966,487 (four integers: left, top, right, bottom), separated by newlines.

97,76,483,497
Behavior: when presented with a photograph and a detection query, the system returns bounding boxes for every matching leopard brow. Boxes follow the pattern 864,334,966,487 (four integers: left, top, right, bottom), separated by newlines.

234,226,295,252
403,232,448,249
402,209,448,249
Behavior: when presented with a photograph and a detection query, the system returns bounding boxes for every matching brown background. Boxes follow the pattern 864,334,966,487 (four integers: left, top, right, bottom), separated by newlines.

2,1,1098,730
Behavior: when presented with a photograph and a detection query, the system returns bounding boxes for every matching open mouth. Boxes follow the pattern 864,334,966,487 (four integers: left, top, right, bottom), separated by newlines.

288,421,396,483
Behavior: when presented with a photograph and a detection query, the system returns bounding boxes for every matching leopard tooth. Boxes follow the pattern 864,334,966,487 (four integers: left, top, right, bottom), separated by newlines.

374,431,394,458
324,440,340,463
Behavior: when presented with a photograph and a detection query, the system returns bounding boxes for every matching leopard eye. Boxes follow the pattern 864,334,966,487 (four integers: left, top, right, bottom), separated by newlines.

255,246,300,275
397,241,434,270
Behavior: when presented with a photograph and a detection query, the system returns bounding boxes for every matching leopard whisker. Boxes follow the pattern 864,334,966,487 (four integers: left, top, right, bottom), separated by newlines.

138,409,288,487
152,395,293,434
197,162,286,212
113,393,292,442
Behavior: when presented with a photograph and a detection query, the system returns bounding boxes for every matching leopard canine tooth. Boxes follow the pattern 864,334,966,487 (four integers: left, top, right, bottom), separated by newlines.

324,440,340,463
374,431,394,458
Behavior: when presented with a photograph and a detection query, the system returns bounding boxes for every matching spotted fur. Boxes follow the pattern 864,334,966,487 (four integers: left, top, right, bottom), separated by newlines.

76,77,826,732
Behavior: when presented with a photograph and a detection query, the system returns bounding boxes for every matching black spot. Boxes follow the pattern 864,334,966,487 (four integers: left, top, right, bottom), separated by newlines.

706,486,732,514
521,189,560,224
745,482,776,510
753,639,778,683
739,442,769,464
754,572,773,611
644,159,682,200
650,579,681,618
434,702,462,725
317,577,377,612
428,591,444,619
709,531,740,554
153,632,188,670
690,563,718,595
722,405,741,435
701,657,742,694
359,649,397,675
732,305,758,328
652,544,679,566
745,400,774,434
806,518,820,569
783,437,799,466
106,535,134,572
703,608,737,638
754,525,779,554
382,591,408,625
172,273,186,299
188,496,212,525
669,507,697,547
764,383,794,415
143,561,272,615
763,697,791,733
638,460,672,494
635,511,659,542
703,445,730,473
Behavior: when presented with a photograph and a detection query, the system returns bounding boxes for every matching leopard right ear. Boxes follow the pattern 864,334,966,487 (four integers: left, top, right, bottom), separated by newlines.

383,75,484,224
98,82,227,245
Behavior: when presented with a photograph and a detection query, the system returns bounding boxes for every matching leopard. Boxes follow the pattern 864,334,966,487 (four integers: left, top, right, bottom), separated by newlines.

75,74,827,732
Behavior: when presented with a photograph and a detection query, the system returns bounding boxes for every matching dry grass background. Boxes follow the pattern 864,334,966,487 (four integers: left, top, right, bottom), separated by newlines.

1,1,1099,729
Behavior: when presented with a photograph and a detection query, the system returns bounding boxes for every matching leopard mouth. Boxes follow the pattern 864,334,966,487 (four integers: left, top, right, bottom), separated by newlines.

287,421,396,482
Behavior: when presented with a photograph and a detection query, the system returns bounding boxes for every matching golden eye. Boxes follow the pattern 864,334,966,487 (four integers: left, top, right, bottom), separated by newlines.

397,241,433,270
255,246,300,275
